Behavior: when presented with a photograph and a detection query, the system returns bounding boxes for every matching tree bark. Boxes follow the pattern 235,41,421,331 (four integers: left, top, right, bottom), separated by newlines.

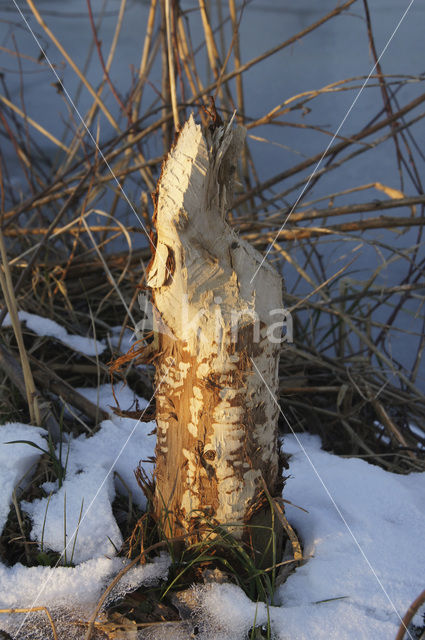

140,114,284,551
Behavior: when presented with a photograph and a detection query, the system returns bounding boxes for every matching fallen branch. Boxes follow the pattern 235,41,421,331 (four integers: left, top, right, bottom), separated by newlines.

30,357,108,425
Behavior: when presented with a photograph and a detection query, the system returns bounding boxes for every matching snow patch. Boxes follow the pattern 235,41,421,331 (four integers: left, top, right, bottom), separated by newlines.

3,310,106,356
14,385,155,566
1,392,424,639
0,423,47,533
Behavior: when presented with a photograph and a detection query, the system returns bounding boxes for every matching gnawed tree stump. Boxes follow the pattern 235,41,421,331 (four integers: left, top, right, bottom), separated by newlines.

139,114,285,559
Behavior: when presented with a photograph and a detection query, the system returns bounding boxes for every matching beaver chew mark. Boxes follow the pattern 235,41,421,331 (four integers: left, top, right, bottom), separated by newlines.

164,245,175,286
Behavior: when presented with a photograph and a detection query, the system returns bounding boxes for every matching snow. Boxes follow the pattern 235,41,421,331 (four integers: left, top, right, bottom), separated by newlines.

0,555,171,640
0,423,47,534
409,422,425,447
1,390,425,639
0,0,423,635
0,555,169,611
22,384,156,564
193,583,268,640
3,310,106,356
108,325,137,353
167,434,425,640
271,434,425,639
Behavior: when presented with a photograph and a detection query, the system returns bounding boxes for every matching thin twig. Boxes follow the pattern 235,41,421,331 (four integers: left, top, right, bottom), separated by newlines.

0,607,58,640
395,588,425,640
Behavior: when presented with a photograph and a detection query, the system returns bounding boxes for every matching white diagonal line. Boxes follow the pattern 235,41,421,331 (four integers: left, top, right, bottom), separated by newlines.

82,217,137,327
8,5,179,638
250,357,414,640
14,362,174,638
251,0,416,284
10,0,175,286
9,3,415,639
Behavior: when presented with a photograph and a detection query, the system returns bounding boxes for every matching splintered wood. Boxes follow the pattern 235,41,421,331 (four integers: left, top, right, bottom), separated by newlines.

139,114,284,543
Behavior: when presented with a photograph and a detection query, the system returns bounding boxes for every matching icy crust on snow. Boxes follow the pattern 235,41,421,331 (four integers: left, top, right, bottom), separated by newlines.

3,310,106,356
104,552,171,609
0,555,171,639
194,583,268,640
0,423,47,533
21,384,156,564
0,556,123,610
